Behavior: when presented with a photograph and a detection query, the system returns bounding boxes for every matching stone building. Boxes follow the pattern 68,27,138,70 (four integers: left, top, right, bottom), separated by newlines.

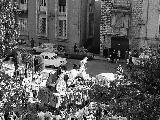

100,0,130,57
130,0,160,50
17,0,96,52
100,0,160,56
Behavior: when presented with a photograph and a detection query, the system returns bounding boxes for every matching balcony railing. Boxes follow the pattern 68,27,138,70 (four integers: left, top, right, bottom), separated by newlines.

58,6,66,16
112,0,131,12
58,12,66,16
40,6,47,12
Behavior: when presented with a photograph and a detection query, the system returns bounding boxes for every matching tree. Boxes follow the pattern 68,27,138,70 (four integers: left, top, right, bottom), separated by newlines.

0,71,28,114
0,0,19,58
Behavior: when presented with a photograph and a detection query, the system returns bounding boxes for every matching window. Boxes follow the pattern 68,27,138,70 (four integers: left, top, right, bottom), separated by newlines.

20,0,27,4
58,20,67,37
89,3,93,12
19,18,27,31
39,17,46,35
40,0,46,6
59,0,66,13
45,56,48,59
89,15,94,36
159,14,160,34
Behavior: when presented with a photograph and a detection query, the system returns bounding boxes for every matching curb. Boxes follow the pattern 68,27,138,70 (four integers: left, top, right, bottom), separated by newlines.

93,56,126,63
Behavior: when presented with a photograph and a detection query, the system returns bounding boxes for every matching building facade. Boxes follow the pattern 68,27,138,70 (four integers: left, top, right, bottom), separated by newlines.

17,0,97,52
130,0,160,50
100,0,160,56
17,0,28,43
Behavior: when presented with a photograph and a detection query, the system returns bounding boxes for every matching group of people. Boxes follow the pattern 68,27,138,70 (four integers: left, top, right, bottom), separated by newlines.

103,48,123,63
103,48,133,64
74,43,87,53
103,47,158,65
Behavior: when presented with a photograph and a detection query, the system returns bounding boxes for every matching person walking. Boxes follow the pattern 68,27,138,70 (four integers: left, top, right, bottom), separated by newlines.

116,50,121,63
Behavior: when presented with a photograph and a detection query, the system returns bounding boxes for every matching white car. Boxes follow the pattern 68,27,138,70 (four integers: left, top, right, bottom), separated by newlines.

33,43,58,53
40,52,67,68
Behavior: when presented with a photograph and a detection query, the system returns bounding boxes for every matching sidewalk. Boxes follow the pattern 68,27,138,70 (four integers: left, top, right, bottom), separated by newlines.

94,55,126,63
94,55,107,61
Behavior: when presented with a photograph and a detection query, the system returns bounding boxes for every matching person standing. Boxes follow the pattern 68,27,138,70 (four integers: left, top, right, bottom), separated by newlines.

129,49,132,64
117,50,121,63
112,49,116,63
31,38,34,48
110,49,114,63
125,50,129,64
74,43,78,52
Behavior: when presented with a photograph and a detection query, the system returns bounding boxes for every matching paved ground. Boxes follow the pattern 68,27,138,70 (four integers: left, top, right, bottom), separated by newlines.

66,59,127,77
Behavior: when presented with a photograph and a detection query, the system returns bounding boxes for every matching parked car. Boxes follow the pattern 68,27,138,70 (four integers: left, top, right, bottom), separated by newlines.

64,49,94,60
40,52,67,68
33,43,58,54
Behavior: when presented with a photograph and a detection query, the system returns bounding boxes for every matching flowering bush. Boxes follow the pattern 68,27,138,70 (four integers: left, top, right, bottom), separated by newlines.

2,53,160,120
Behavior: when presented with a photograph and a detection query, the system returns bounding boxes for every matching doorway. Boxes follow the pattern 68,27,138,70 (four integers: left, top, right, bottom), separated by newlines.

111,36,129,59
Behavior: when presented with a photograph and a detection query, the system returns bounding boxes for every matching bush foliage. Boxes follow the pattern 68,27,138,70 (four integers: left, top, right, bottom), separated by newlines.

90,51,160,120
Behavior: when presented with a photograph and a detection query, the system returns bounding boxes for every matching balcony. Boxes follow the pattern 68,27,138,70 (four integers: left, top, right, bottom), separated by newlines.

18,4,27,11
39,6,47,12
111,0,131,13
58,12,66,17
17,4,28,16
58,6,66,16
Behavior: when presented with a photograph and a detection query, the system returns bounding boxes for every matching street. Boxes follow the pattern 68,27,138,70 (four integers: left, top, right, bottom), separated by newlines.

66,59,126,76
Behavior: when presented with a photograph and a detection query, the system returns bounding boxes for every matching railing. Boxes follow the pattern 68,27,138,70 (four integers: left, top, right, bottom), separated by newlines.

58,12,66,17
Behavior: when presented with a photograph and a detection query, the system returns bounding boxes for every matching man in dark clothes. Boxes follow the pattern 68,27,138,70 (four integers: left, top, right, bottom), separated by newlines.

56,66,62,78
31,38,34,48
11,49,18,70
74,43,78,52
111,49,116,63
34,58,39,73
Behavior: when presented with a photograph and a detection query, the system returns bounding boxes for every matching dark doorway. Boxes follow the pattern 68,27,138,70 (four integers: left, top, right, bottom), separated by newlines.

111,36,129,59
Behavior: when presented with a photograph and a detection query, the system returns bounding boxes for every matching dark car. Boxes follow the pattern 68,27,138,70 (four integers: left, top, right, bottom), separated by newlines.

64,51,94,60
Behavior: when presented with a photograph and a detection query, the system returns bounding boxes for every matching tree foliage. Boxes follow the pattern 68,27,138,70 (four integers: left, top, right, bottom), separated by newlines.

0,0,19,57
0,71,28,114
